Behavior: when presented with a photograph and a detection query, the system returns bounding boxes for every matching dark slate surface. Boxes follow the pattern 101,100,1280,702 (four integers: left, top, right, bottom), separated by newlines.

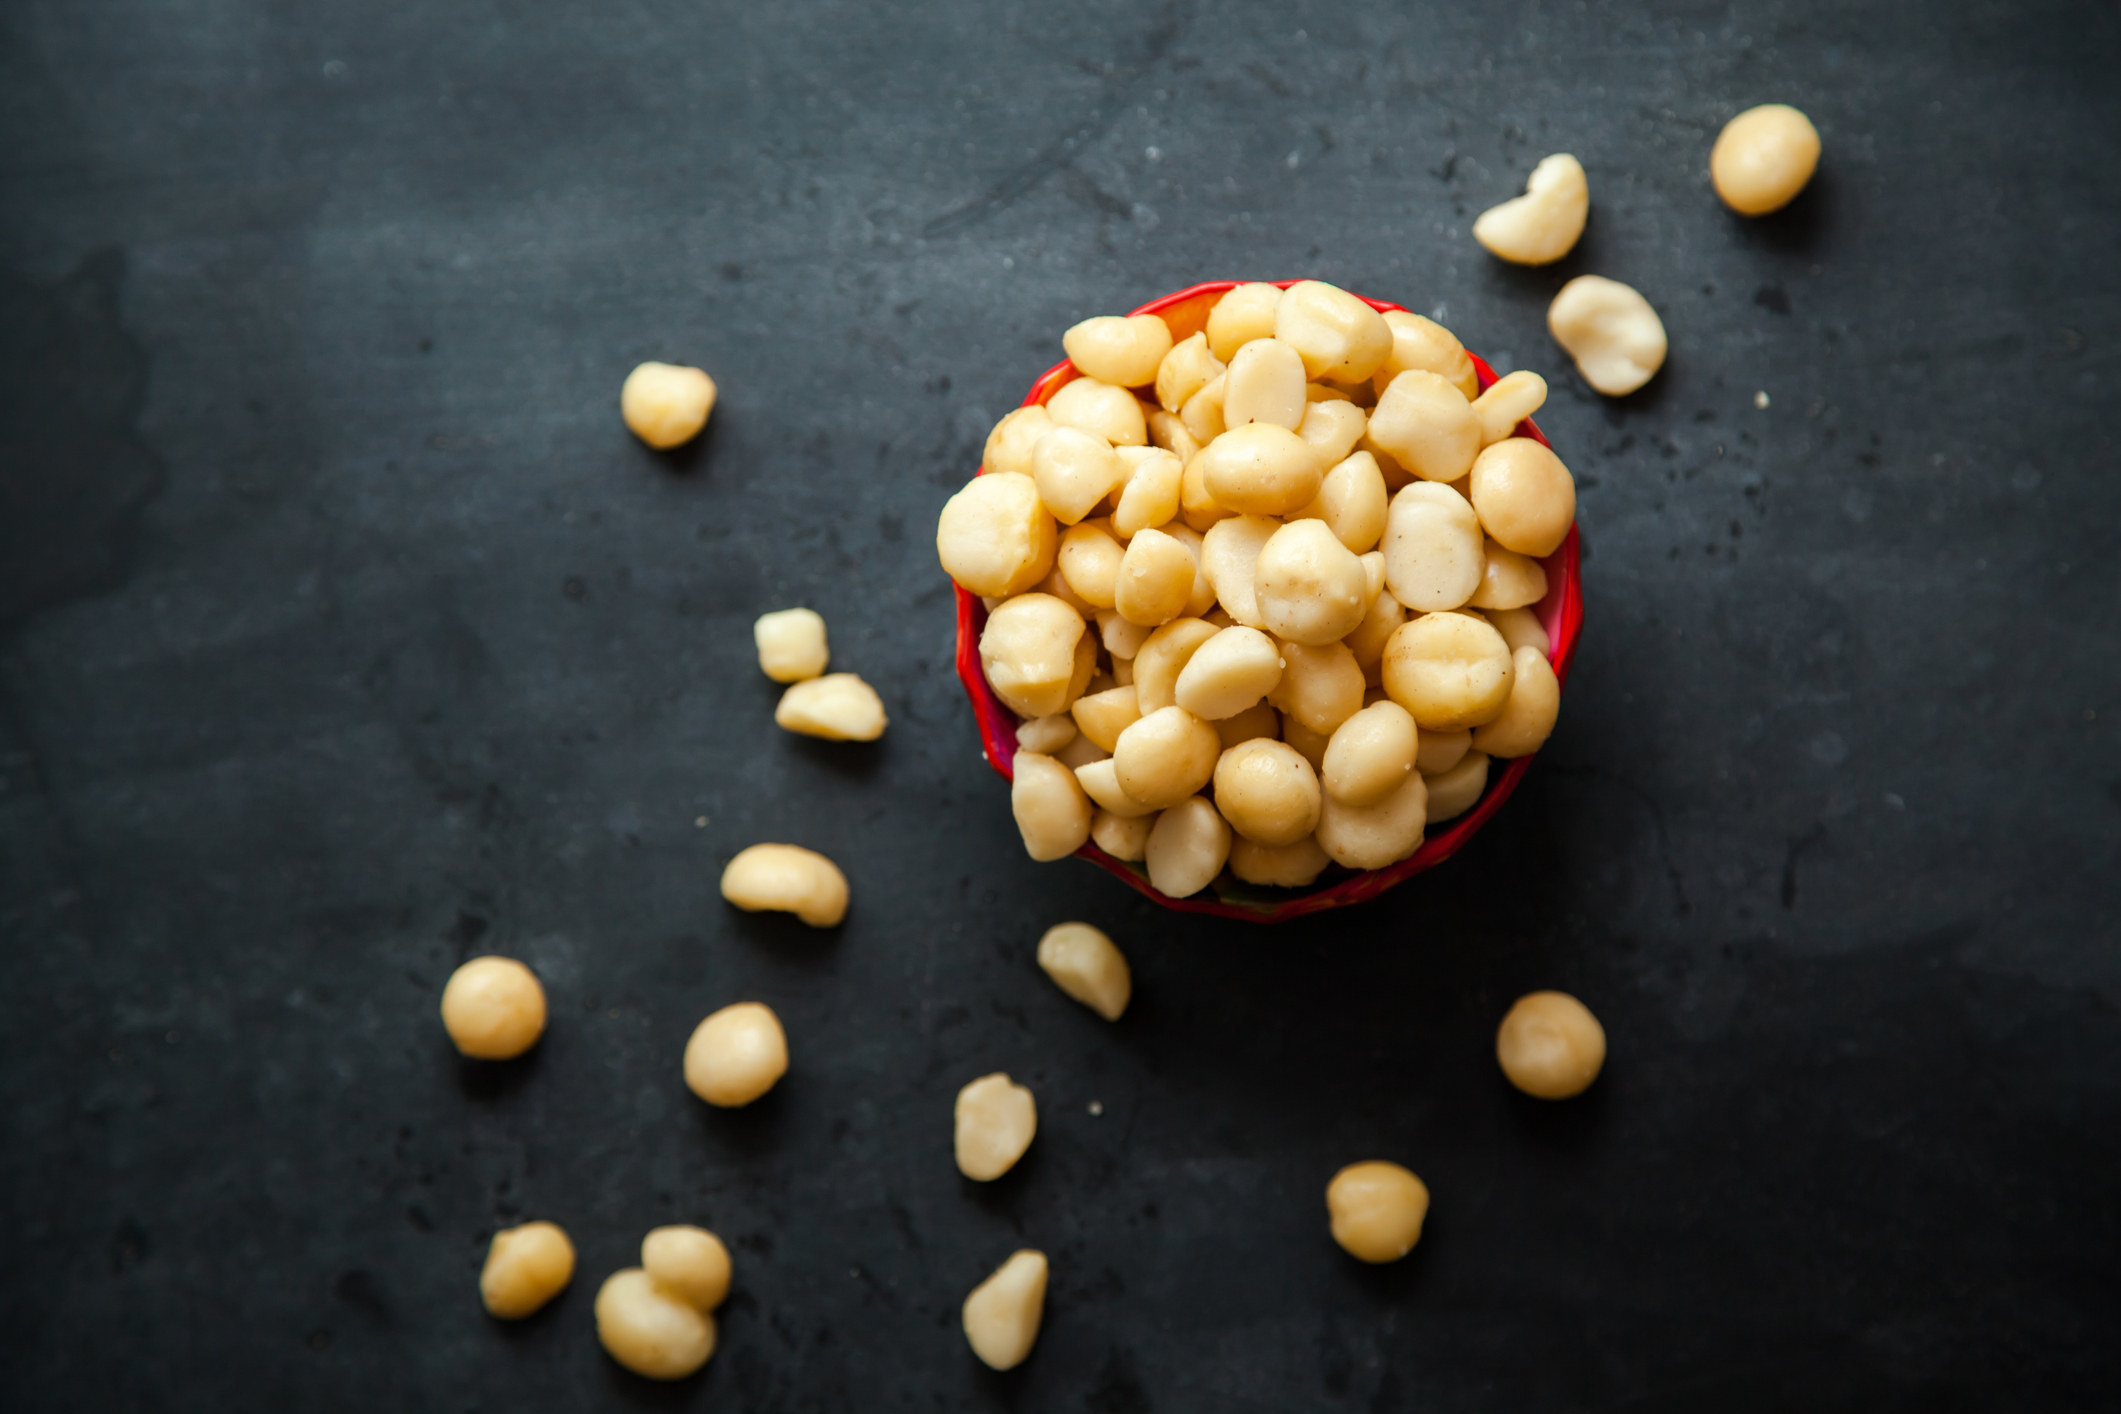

3,0,2118,1408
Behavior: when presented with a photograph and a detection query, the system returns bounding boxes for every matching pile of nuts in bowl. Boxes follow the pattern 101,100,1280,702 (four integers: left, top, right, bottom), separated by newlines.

936,280,1574,901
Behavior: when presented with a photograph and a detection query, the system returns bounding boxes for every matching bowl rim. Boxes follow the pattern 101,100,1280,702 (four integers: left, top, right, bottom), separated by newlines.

952,279,1583,922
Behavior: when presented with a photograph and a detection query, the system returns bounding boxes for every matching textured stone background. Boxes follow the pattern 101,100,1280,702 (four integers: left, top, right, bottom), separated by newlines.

3,0,2118,1408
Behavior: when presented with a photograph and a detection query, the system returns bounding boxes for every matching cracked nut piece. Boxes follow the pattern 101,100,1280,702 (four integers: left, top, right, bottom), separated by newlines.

720,843,849,926
775,673,887,741
1471,153,1589,265
480,1221,576,1319
1326,1161,1429,1262
1547,275,1667,397
621,362,717,449
962,1250,1049,1371
955,1073,1039,1180
1035,922,1131,1020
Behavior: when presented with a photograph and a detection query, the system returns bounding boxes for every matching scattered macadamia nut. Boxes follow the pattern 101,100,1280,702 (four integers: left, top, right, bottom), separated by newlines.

720,843,849,926
684,1002,789,1107
1035,922,1132,1020
962,1250,1049,1371
480,1221,576,1319
1496,990,1606,1098
1711,104,1821,216
1472,153,1589,266
753,608,829,682
1548,275,1668,397
955,1073,1039,1180
1064,313,1173,386
1012,752,1094,860
775,673,887,741
1326,1161,1430,1263
642,1226,733,1313
621,362,717,449
1144,795,1232,897
441,957,547,1060
595,1267,717,1379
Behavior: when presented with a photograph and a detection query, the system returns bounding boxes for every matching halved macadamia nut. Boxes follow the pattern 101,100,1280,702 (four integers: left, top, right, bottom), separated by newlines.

1376,311,1477,401
1467,540,1549,611
1155,332,1227,414
1469,370,1548,446
1058,521,1125,608
1011,752,1094,861
1036,921,1132,1020
720,843,849,926
985,405,1057,477
775,673,887,741
754,608,829,683
1488,605,1551,659
963,1250,1049,1371
1314,768,1427,870
1131,617,1220,712
1548,275,1667,398
1471,154,1589,266
1090,808,1154,861
955,1072,1038,1180
1144,795,1232,897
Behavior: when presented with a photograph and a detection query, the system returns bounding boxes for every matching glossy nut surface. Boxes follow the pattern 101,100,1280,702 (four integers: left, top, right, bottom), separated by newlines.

1711,104,1820,215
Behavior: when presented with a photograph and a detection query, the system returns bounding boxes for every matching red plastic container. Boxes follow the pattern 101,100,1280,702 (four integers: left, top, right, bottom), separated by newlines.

953,280,1583,922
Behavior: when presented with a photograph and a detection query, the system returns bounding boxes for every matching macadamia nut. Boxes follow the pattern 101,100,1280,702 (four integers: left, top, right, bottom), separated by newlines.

1424,748,1489,824
1469,370,1548,446
1202,424,1325,517
1326,1161,1429,1262
1254,518,1370,645
1470,645,1560,758
621,362,717,449
720,843,849,927
1114,527,1197,626
1174,625,1283,720
480,1221,576,1319
1314,768,1427,870
1064,314,1173,386
1155,332,1227,413
1228,834,1332,888
1367,371,1479,484
775,673,887,741
985,405,1057,477
1383,611,1516,731
1468,438,1577,559
683,1001,789,1107
1035,922,1132,1020
1113,705,1221,809
1033,426,1130,525
955,1072,1038,1180
1144,795,1232,897
1090,808,1154,861
938,473,1058,597
1267,638,1364,737
441,957,547,1060
1382,481,1485,613
1548,275,1667,397
1205,282,1284,362
1496,990,1605,1098
962,1250,1048,1371
1471,154,1589,266
642,1226,732,1313
1290,451,1388,554
1711,104,1820,216
595,1268,717,1379
1047,377,1147,446
1011,752,1094,861
753,608,829,683
981,594,1088,719
1017,714,1078,755
1274,281,1392,382
1377,311,1478,401
1213,738,1323,846
1322,700,1419,807
1111,447,1184,538
1132,617,1220,712
1222,336,1309,431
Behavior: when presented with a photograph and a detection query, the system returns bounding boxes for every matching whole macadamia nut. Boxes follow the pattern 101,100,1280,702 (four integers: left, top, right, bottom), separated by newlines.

1254,519,1370,645
1496,990,1606,1098
1213,738,1323,846
621,362,717,449
1011,752,1094,861
441,956,547,1060
480,1221,576,1319
1035,922,1132,1020
1144,795,1232,897
937,473,1058,597
683,1001,789,1107
753,608,829,682
1326,1160,1430,1262
1063,313,1173,386
595,1267,717,1379
1468,438,1577,559
1711,104,1820,216
642,1226,733,1313
1383,611,1516,731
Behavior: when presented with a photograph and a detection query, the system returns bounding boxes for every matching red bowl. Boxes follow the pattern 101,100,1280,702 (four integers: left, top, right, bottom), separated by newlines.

953,280,1583,922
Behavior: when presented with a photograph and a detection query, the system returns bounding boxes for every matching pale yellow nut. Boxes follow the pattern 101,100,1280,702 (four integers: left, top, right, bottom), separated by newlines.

1497,990,1606,1098
1375,311,1478,402
1063,313,1173,386
1254,519,1369,646
1221,336,1308,431
1011,752,1093,861
1326,1161,1429,1263
480,1221,576,1319
1054,734,1108,770
1055,521,1123,609
1471,153,1589,266
937,473,1058,597
1487,605,1551,658
980,593,1087,720
1470,645,1561,758
1468,438,1577,558
1161,522,1220,617
1215,699,1281,751
1305,381,1353,403
1467,539,1549,611
1548,275,1667,397
1146,407,1202,463
1201,423,1325,517
1267,638,1364,737
1096,608,1152,662
1314,769,1428,870
1154,331,1227,414
642,1226,732,1312
1035,922,1132,1021
1179,372,1228,444
1414,726,1473,776
1074,757,1157,819
955,1073,1038,1180
1112,705,1221,809
1111,446,1184,538
1227,834,1332,888
1031,427,1128,526
1144,795,1232,897
1070,682,1142,753
1131,617,1219,712
621,362,717,449
595,1268,717,1379
1711,103,1820,216
1273,280,1392,382
1199,514,1279,628
1205,281,1285,362
1034,565,1096,619
1424,749,1489,824
984,405,1057,477
1288,451,1388,554
1382,481,1485,613
683,1001,788,1108
719,843,849,926
441,956,547,1060
1090,808,1154,861
774,673,887,742
1178,448,1230,532
1109,657,1135,688
1279,714,1331,772
1173,625,1282,720
1469,370,1548,446
962,1250,1048,1371
1113,527,1196,627
1382,612,1515,731
1046,376,1147,446
1296,398,1369,471
1343,582,1407,684
1212,738,1323,846
1367,370,1480,484
1322,700,1419,807
753,607,829,683
1016,714,1078,755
